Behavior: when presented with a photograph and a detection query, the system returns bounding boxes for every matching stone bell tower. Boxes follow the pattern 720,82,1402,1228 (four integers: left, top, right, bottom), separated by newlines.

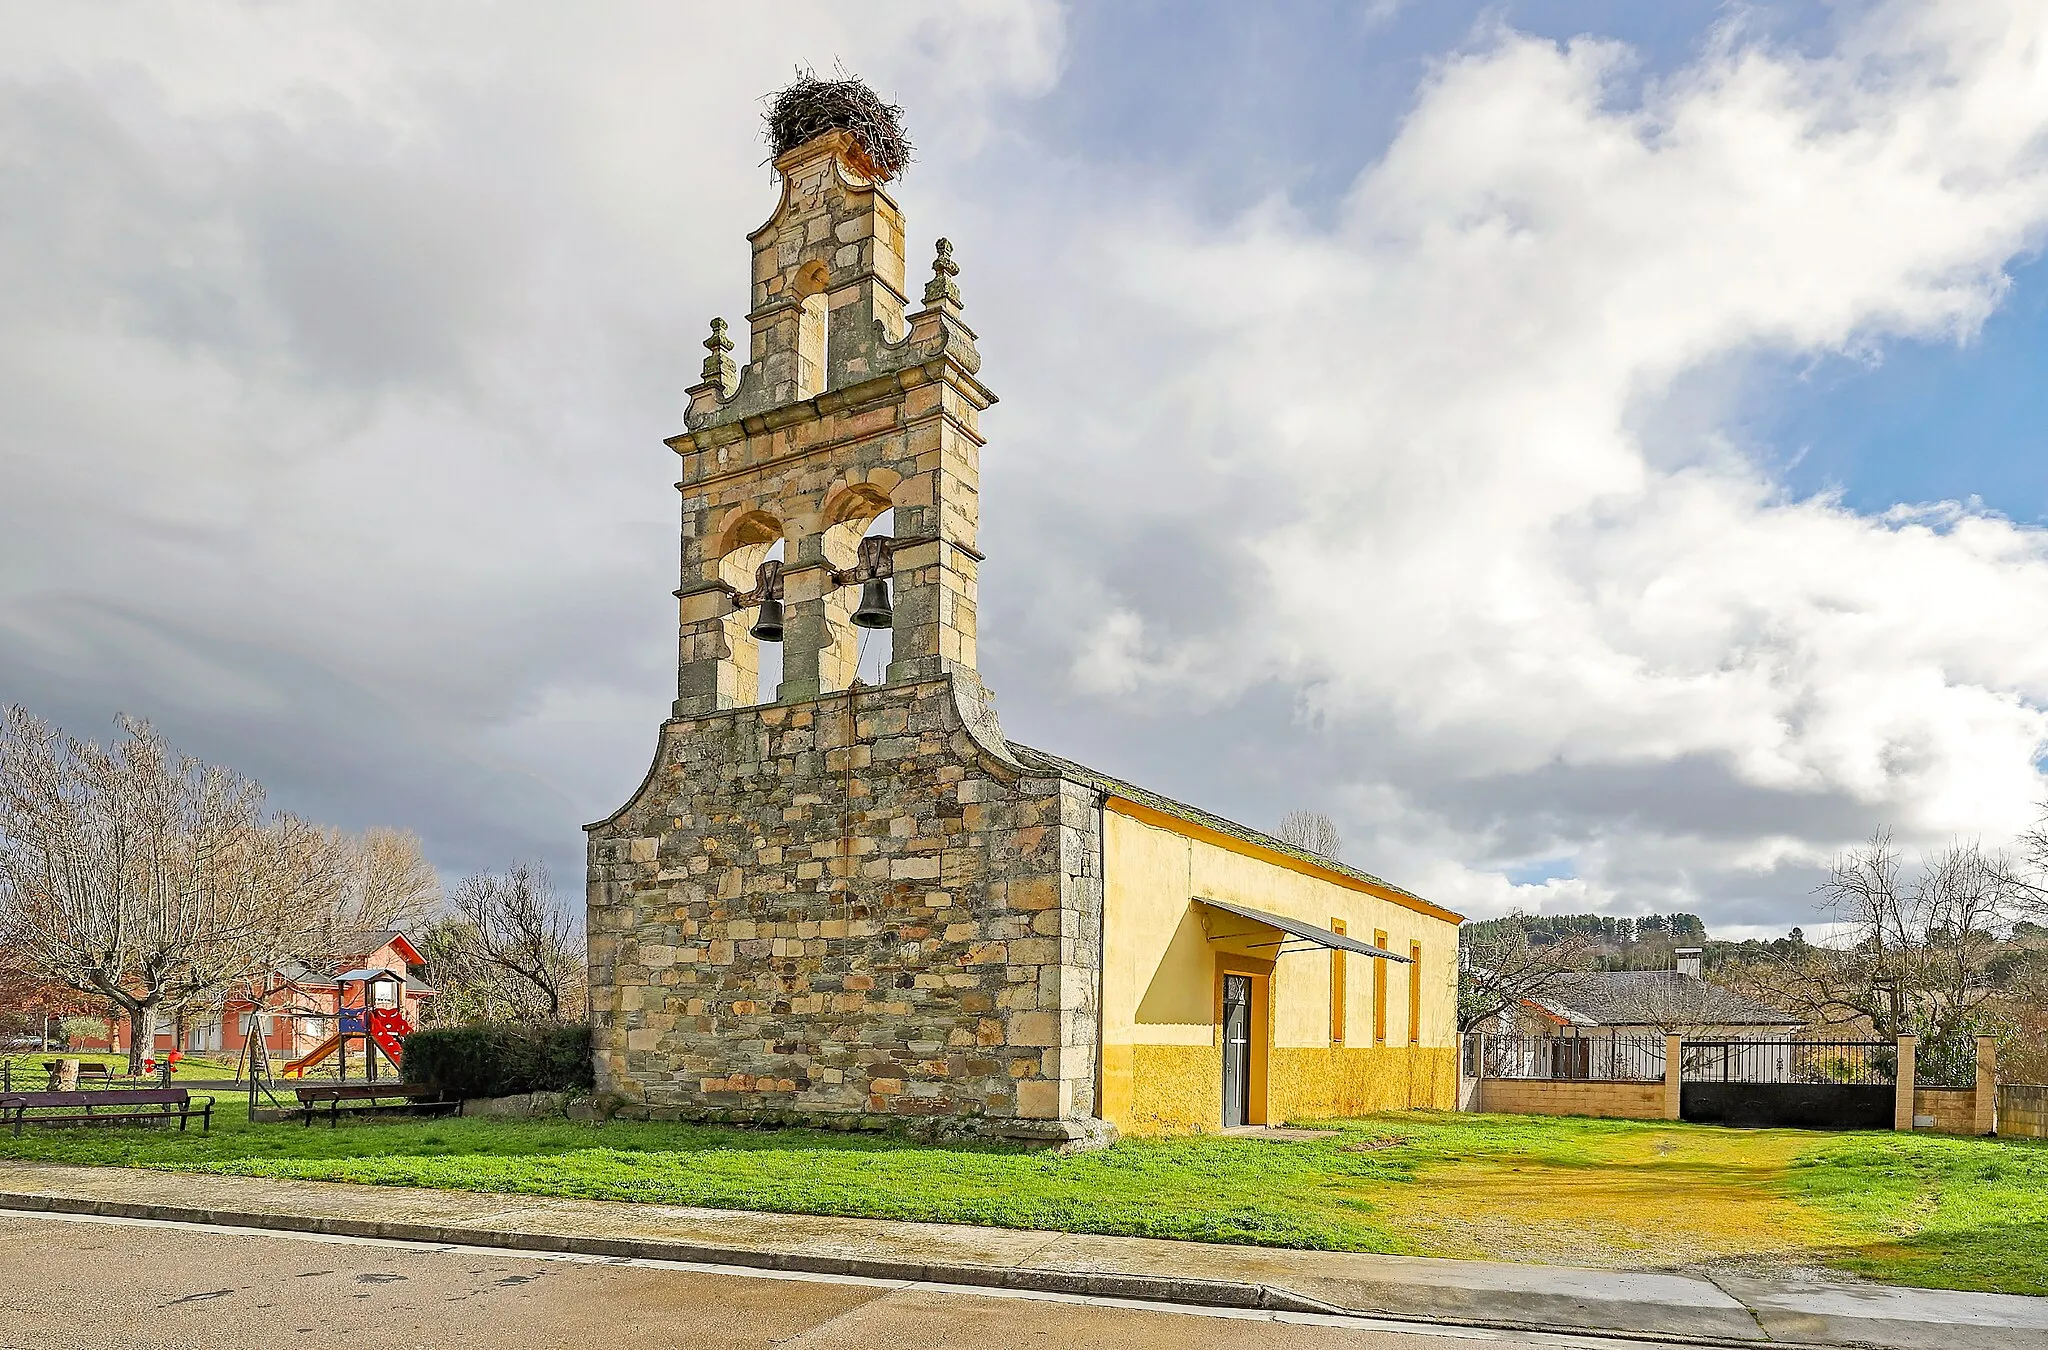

671,124,995,720
586,83,1107,1143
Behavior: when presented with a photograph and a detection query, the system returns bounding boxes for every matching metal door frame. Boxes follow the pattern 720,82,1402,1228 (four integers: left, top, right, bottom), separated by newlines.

1214,956,1271,1127
1222,975,1252,1127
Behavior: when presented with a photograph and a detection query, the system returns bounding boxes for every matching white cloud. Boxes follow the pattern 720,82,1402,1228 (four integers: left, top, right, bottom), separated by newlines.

1018,2,2048,918
3,0,2045,932
0,1,1063,870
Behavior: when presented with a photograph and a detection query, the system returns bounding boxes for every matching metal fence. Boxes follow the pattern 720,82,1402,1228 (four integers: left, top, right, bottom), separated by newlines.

1464,1034,1667,1083
0,1057,180,1094
1680,1039,1895,1085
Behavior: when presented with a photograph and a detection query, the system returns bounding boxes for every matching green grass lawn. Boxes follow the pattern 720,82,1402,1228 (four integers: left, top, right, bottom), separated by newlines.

1787,1130,2048,1294
0,1105,2042,1295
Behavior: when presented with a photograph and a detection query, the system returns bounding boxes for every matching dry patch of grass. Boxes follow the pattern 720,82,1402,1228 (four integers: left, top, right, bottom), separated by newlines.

1362,1125,1829,1268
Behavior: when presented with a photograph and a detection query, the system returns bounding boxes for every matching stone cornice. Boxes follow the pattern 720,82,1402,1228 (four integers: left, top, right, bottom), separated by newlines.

670,361,994,493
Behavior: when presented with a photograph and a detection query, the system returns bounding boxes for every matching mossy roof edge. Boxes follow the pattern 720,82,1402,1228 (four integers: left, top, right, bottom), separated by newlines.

1009,743,1444,917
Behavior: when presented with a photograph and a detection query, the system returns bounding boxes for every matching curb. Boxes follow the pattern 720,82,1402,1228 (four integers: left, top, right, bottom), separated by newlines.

0,1189,1340,1318
0,1187,1885,1347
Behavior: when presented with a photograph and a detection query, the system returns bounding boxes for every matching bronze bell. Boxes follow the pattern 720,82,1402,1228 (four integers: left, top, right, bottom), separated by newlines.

851,578,893,629
750,597,784,642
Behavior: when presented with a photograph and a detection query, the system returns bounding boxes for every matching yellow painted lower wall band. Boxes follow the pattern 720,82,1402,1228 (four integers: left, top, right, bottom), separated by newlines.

1125,1044,1222,1134
1109,1043,1458,1135
1268,1045,1457,1121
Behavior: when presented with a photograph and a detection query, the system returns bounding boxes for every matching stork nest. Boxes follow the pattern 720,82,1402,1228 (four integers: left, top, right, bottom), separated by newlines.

764,71,911,182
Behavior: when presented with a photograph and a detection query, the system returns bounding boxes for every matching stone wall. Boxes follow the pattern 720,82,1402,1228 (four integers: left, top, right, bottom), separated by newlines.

587,674,1104,1136
1478,1079,1671,1121
1911,1086,1982,1136
2001,1083,2048,1140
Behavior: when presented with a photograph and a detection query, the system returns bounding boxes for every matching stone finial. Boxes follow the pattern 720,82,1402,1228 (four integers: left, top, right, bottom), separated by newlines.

922,237,961,309
700,317,738,391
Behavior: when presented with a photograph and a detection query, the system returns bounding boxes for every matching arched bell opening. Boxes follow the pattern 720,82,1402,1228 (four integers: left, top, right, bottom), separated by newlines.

819,483,897,693
714,511,787,707
851,508,895,685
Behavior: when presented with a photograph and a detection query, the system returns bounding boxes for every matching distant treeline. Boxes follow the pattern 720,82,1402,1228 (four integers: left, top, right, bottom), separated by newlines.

1464,912,1708,946
1461,912,1821,972
1702,930,1809,968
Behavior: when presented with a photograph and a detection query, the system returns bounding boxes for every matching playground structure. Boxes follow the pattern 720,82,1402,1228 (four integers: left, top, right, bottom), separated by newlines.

256,969,415,1082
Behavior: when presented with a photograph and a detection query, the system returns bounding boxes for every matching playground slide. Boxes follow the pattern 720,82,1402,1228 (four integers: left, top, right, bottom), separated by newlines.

367,1010,410,1065
280,1035,341,1079
278,1009,413,1079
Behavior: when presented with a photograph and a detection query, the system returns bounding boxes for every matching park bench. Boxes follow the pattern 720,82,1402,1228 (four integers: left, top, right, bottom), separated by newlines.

0,1088,212,1137
41,1061,113,1089
292,1082,459,1127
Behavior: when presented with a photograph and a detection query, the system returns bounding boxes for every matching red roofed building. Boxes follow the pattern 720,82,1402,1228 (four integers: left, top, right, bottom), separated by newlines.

82,931,434,1062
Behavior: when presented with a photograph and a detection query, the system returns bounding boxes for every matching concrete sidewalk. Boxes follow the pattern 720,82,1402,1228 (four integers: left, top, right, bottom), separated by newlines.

0,1161,2042,1349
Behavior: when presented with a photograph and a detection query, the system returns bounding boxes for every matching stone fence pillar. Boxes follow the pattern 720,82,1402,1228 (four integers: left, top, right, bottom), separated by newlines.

1663,1033,1682,1121
1975,1035,1998,1136
1893,1034,1918,1131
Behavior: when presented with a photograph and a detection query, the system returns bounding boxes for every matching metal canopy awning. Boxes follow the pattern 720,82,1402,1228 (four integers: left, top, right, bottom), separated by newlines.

1196,897,1412,961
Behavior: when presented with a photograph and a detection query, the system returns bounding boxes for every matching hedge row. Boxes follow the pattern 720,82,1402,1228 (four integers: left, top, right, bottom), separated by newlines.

401,1021,593,1098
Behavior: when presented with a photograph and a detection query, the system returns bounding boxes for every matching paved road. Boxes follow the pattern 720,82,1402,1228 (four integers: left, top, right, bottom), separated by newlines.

0,1212,1699,1350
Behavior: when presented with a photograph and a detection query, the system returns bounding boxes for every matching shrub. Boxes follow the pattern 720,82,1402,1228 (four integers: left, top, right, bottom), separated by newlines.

59,1016,110,1050
401,1021,592,1098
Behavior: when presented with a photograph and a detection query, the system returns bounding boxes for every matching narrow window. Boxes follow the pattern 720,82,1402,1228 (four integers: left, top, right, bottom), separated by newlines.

796,290,828,397
1373,929,1389,1045
1408,941,1424,1045
1329,919,1347,1045
791,259,832,400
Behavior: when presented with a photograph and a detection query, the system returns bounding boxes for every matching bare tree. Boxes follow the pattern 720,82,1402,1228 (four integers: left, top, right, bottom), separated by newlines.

1278,810,1342,861
292,826,439,960
420,863,584,1023
1457,915,1595,1032
1733,832,2029,1081
348,828,440,931
1999,811,2048,918
0,707,334,1072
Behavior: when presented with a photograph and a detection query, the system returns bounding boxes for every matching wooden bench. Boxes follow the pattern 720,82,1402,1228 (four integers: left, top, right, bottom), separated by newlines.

0,1088,212,1137
292,1083,459,1127
41,1061,113,1089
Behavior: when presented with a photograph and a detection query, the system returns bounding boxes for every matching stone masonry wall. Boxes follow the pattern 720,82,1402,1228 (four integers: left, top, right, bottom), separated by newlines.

1478,1078,1671,1121
2002,1083,2048,1139
587,675,1103,1134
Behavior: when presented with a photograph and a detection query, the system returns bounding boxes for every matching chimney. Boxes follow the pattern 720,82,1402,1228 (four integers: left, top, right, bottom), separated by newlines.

1675,948,1703,980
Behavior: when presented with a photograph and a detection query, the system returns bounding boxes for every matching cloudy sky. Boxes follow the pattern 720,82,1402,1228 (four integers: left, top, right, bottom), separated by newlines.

4,1,2046,937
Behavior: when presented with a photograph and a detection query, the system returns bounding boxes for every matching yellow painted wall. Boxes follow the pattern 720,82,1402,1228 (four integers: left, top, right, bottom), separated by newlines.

1126,1044,1223,1134
1099,803,1462,1134
1269,1045,1458,1120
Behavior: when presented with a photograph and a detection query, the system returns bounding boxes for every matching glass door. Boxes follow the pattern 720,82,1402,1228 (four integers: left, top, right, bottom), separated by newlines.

1222,974,1251,1127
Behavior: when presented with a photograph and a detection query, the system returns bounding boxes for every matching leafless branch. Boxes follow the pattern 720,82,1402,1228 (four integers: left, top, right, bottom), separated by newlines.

1277,810,1343,862
1457,915,1595,1032
419,862,585,1024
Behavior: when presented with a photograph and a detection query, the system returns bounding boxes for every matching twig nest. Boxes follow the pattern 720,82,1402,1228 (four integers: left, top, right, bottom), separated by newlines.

765,72,912,182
